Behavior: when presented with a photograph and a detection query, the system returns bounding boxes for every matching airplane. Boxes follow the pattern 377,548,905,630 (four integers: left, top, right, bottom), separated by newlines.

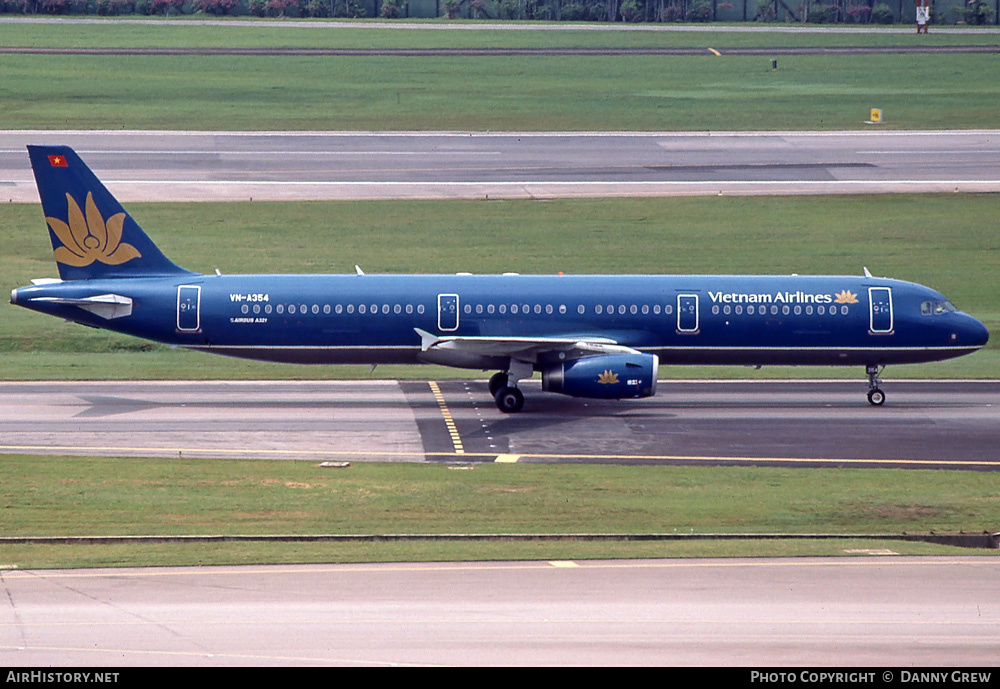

9,145,990,413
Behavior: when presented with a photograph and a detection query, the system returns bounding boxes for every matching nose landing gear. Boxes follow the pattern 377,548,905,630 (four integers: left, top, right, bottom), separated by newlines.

866,365,886,406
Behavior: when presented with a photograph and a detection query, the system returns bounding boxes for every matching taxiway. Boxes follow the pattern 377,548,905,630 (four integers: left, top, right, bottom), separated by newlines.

2,130,999,201
2,557,998,666
1,380,997,469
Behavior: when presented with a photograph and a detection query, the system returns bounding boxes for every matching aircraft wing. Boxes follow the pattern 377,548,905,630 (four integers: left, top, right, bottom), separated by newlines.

414,328,640,363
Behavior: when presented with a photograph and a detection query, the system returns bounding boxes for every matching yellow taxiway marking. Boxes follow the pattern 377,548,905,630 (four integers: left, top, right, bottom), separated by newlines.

548,561,581,568
494,454,521,463
428,381,464,455
708,48,721,56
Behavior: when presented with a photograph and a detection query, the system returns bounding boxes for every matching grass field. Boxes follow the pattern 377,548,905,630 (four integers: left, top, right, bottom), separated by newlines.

1,456,997,569
0,22,998,130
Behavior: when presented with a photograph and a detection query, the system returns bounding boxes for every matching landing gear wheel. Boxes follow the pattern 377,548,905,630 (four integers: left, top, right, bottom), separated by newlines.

865,365,886,407
494,386,524,414
488,372,509,397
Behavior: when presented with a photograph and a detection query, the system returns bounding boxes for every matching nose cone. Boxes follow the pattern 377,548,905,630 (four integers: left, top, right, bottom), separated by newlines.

960,314,989,349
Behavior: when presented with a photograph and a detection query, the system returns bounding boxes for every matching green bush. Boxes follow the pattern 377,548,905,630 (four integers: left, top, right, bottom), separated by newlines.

808,3,840,22
755,3,777,21
619,0,641,21
659,3,683,20
871,2,894,23
379,0,402,16
305,0,330,14
686,0,713,21
964,0,995,24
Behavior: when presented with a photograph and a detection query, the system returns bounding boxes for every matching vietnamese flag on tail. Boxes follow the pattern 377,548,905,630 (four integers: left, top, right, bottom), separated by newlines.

48,154,68,167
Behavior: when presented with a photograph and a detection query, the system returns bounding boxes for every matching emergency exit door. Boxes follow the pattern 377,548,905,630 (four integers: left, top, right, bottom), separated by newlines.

677,294,699,333
868,287,893,334
177,285,201,332
438,293,459,332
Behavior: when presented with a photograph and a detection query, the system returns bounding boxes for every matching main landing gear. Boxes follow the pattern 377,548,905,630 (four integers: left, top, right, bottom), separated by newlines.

866,365,886,406
490,361,532,413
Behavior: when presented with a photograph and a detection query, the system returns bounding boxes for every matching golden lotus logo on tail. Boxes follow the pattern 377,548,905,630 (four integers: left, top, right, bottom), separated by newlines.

834,290,859,304
46,192,141,267
597,370,619,385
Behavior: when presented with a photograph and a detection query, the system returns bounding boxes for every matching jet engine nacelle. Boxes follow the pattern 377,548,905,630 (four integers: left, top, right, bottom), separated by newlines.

542,353,659,400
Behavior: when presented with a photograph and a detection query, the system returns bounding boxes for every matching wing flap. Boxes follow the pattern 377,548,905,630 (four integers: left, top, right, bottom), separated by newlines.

414,328,639,363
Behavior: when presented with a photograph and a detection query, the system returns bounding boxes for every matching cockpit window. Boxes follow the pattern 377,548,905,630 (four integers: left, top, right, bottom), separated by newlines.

921,300,957,315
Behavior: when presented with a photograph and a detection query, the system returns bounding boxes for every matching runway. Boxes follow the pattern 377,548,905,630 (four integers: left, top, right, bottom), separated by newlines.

1,380,997,469
2,130,999,201
2,557,998,666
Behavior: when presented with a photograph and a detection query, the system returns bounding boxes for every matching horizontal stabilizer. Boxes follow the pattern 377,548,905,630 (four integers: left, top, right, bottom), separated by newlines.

31,293,133,319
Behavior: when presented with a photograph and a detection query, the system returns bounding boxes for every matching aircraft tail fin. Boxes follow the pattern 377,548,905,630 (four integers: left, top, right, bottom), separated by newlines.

27,145,194,281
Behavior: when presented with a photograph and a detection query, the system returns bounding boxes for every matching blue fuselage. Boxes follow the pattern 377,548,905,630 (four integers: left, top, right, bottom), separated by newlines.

12,273,989,370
